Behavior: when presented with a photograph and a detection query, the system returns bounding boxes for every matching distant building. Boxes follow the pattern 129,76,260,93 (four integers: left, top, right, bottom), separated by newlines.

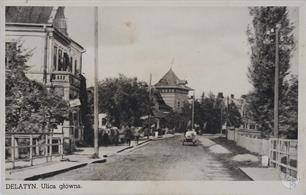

5,7,86,143
150,88,172,129
155,68,193,112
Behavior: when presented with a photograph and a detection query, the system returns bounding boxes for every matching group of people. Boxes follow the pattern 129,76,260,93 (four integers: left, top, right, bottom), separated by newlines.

99,124,142,146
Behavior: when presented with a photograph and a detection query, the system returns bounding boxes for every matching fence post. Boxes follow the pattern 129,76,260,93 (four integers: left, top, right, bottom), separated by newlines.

35,138,39,156
45,134,48,162
277,139,280,169
286,141,290,176
30,135,33,166
49,133,53,160
11,135,15,169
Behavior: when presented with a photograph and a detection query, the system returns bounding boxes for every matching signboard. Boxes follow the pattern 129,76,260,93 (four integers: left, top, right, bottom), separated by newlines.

69,99,81,107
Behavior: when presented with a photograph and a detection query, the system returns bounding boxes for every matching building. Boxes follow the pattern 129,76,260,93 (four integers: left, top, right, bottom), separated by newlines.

5,7,85,143
150,88,172,129
155,68,193,112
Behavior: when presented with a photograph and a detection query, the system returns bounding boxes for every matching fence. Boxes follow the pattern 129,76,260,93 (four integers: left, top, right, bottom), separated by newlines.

226,128,269,155
270,138,298,178
236,134,270,156
5,132,64,169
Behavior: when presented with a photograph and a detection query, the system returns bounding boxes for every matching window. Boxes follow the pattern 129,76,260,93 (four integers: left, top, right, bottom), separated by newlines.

69,57,73,72
74,60,78,74
102,118,107,126
53,46,57,71
63,52,69,71
58,49,63,71
5,42,17,67
177,101,180,108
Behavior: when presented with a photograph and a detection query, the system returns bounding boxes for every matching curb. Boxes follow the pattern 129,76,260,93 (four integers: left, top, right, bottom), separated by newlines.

90,158,107,164
117,146,134,153
116,139,152,153
238,167,255,181
24,162,88,180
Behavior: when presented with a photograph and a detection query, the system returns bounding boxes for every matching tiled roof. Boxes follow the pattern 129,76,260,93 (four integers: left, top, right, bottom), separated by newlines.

6,6,54,24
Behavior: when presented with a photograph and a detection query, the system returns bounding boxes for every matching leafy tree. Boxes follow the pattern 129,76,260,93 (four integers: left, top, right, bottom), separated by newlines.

247,7,296,136
5,43,69,133
97,74,152,127
79,74,94,145
279,75,298,138
226,101,242,128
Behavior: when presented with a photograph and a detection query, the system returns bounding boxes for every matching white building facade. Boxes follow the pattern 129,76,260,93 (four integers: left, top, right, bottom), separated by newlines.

5,7,86,143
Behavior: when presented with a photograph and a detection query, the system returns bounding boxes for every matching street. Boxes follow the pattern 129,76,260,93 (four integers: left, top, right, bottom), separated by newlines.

44,135,250,180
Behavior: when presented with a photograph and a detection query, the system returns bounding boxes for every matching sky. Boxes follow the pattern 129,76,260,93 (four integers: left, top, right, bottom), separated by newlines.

65,6,299,98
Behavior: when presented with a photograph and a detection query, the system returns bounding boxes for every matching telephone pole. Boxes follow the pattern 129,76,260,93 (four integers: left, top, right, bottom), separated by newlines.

148,73,152,139
191,90,195,130
93,7,99,157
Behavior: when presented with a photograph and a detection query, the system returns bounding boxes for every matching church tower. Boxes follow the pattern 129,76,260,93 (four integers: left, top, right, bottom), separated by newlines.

155,68,193,112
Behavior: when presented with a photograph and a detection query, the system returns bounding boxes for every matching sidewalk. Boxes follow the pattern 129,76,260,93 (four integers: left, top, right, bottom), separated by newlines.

198,135,231,154
240,167,281,181
201,135,280,181
6,134,175,180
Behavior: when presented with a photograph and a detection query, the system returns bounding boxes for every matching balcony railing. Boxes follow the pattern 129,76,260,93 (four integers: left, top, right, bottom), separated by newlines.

51,71,81,88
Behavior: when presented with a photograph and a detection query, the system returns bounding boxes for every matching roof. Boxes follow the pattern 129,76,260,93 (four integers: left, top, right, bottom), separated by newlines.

152,90,172,112
155,68,193,91
6,6,84,51
6,7,54,24
155,68,180,86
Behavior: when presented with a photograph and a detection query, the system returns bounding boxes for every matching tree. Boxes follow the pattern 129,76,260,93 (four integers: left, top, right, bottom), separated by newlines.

5,43,69,133
79,74,94,145
97,74,152,127
226,101,242,128
279,75,298,138
247,7,296,136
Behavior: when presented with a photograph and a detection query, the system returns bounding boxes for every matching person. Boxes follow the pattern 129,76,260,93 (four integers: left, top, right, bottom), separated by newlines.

134,128,140,145
102,129,109,146
125,126,132,146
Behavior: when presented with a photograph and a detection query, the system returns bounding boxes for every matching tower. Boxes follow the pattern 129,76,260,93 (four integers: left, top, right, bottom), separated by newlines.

155,68,192,112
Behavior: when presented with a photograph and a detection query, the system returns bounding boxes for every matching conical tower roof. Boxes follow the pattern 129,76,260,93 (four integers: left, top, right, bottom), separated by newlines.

155,68,193,91
155,68,180,86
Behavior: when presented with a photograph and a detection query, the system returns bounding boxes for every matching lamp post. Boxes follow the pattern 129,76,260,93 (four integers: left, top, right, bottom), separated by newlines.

191,90,195,130
273,24,281,138
264,23,281,138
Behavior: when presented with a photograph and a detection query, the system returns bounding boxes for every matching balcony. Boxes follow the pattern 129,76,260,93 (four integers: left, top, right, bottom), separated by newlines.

50,71,81,88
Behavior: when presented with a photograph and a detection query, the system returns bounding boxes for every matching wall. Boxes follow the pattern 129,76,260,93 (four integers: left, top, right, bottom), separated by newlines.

236,134,270,156
226,128,270,156
6,31,46,82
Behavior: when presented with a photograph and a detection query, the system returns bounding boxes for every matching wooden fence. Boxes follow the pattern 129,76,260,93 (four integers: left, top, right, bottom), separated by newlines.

5,132,64,169
269,138,298,178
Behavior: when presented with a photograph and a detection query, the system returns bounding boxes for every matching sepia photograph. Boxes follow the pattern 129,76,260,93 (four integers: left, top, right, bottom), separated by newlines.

2,2,305,194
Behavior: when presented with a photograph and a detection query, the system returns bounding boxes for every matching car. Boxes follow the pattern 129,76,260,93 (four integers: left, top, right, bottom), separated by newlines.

182,130,198,146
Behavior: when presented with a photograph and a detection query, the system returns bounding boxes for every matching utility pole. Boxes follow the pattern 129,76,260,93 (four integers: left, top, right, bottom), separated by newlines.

273,24,281,138
191,90,195,130
93,7,99,157
148,73,152,139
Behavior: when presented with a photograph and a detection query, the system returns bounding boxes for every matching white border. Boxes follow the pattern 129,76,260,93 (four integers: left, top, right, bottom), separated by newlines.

1,1,305,195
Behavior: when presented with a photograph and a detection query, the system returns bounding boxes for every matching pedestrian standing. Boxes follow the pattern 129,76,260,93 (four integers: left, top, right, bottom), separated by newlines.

125,126,132,146
134,128,140,145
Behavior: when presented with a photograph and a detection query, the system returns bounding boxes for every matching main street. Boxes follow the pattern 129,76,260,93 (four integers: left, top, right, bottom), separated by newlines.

44,135,250,180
